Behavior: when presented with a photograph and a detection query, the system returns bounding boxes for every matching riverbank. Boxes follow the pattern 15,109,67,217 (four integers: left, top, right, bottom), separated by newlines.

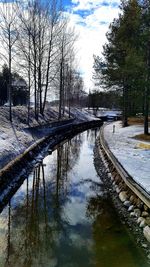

94,121,150,261
0,106,97,169
1,129,148,267
103,121,150,193
0,110,102,212
94,139,150,262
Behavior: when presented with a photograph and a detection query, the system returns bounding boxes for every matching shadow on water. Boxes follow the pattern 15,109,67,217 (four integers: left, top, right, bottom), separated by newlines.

0,128,149,267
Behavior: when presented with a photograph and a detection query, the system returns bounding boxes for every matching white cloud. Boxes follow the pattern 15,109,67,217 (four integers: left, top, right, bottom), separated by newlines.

72,0,120,11
66,0,120,91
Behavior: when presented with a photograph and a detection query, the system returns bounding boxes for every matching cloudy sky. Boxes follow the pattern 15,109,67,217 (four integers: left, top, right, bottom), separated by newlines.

63,0,120,91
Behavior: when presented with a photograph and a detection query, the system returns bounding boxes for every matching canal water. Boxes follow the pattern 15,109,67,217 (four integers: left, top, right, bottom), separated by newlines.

0,129,149,267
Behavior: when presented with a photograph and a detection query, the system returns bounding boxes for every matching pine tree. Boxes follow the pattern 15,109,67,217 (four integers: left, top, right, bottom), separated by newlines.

94,0,144,127
141,0,150,134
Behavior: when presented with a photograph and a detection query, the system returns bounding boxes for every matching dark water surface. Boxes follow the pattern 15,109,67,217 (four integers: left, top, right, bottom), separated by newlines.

0,129,149,267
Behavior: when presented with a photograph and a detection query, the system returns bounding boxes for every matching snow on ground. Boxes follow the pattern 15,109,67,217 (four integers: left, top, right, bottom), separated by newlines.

85,108,122,118
0,106,97,169
69,108,99,122
104,121,150,193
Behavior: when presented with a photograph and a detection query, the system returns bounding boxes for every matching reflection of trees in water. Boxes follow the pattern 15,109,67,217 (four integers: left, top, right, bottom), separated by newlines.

86,191,109,223
5,201,11,267
50,135,83,192
69,134,82,166
86,128,100,145
2,131,147,267
61,134,83,172
4,164,53,267
86,187,146,267
3,134,85,267
86,189,121,267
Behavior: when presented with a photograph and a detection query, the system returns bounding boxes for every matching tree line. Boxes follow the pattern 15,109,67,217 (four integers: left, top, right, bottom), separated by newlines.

88,89,121,112
93,0,150,135
0,0,84,123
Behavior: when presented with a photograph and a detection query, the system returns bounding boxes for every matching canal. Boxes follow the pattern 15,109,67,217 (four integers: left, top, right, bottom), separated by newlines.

0,129,149,267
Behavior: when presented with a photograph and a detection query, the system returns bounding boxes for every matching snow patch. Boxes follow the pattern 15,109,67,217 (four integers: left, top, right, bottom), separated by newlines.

104,122,150,193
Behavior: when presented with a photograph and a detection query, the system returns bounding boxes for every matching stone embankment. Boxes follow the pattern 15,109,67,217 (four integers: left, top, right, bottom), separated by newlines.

95,125,150,257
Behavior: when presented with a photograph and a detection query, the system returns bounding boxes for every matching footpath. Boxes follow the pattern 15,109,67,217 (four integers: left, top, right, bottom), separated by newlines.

100,121,150,246
103,121,150,194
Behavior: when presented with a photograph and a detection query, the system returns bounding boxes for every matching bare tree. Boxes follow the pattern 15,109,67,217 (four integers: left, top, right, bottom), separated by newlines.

62,53,76,117
41,0,62,115
0,1,19,121
0,0,81,122
57,20,77,119
17,0,62,120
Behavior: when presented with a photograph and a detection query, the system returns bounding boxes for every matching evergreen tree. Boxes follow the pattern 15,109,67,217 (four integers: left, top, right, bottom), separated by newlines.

94,0,145,127
141,0,150,134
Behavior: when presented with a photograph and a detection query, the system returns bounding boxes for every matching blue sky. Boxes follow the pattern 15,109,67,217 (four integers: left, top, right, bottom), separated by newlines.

0,0,120,91
62,0,120,90
63,0,73,7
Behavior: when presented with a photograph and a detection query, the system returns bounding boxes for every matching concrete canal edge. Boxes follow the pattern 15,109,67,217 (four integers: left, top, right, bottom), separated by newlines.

0,119,103,211
0,117,75,180
98,124,150,247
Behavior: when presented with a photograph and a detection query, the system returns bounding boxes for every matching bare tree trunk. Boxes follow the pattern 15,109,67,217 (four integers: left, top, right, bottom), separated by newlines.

122,82,128,127
59,60,63,120
38,8,44,115
0,3,18,122
67,66,71,118
62,62,65,116
33,28,38,120
144,86,149,134
144,40,150,135
8,28,12,122
42,27,53,115
27,32,31,125
34,53,37,120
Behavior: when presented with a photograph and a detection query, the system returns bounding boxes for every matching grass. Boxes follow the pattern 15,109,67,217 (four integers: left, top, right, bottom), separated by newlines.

135,142,150,149
128,117,150,125
133,133,150,143
128,117,150,143
126,116,150,143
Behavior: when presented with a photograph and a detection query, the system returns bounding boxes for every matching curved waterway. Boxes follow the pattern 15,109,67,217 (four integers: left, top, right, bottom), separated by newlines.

0,129,149,267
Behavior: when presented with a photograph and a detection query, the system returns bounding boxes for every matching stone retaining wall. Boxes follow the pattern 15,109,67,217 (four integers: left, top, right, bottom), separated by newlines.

98,128,150,246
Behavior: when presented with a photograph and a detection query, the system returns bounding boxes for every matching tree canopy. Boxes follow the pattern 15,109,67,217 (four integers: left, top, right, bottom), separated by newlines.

93,0,150,134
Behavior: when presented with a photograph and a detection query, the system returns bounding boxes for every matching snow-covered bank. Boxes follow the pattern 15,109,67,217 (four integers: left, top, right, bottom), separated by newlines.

0,117,103,212
94,138,150,258
103,122,150,193
0,106,97,169
0,106,60,168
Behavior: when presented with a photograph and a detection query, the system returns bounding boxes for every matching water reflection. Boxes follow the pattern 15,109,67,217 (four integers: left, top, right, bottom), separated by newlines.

87,193,148,267
5,201,11,267
0,129,149,267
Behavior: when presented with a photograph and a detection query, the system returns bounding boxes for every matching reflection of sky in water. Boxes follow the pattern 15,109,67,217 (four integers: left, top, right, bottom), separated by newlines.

0,130,99,267
71,141,99,182
61,132,101,227
0,129,149,267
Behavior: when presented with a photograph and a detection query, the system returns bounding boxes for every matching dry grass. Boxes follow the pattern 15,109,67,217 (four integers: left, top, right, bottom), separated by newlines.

128,118,143,125
135,142,150,149
133,133,150,142
128,117,150,125
128,117,150,143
